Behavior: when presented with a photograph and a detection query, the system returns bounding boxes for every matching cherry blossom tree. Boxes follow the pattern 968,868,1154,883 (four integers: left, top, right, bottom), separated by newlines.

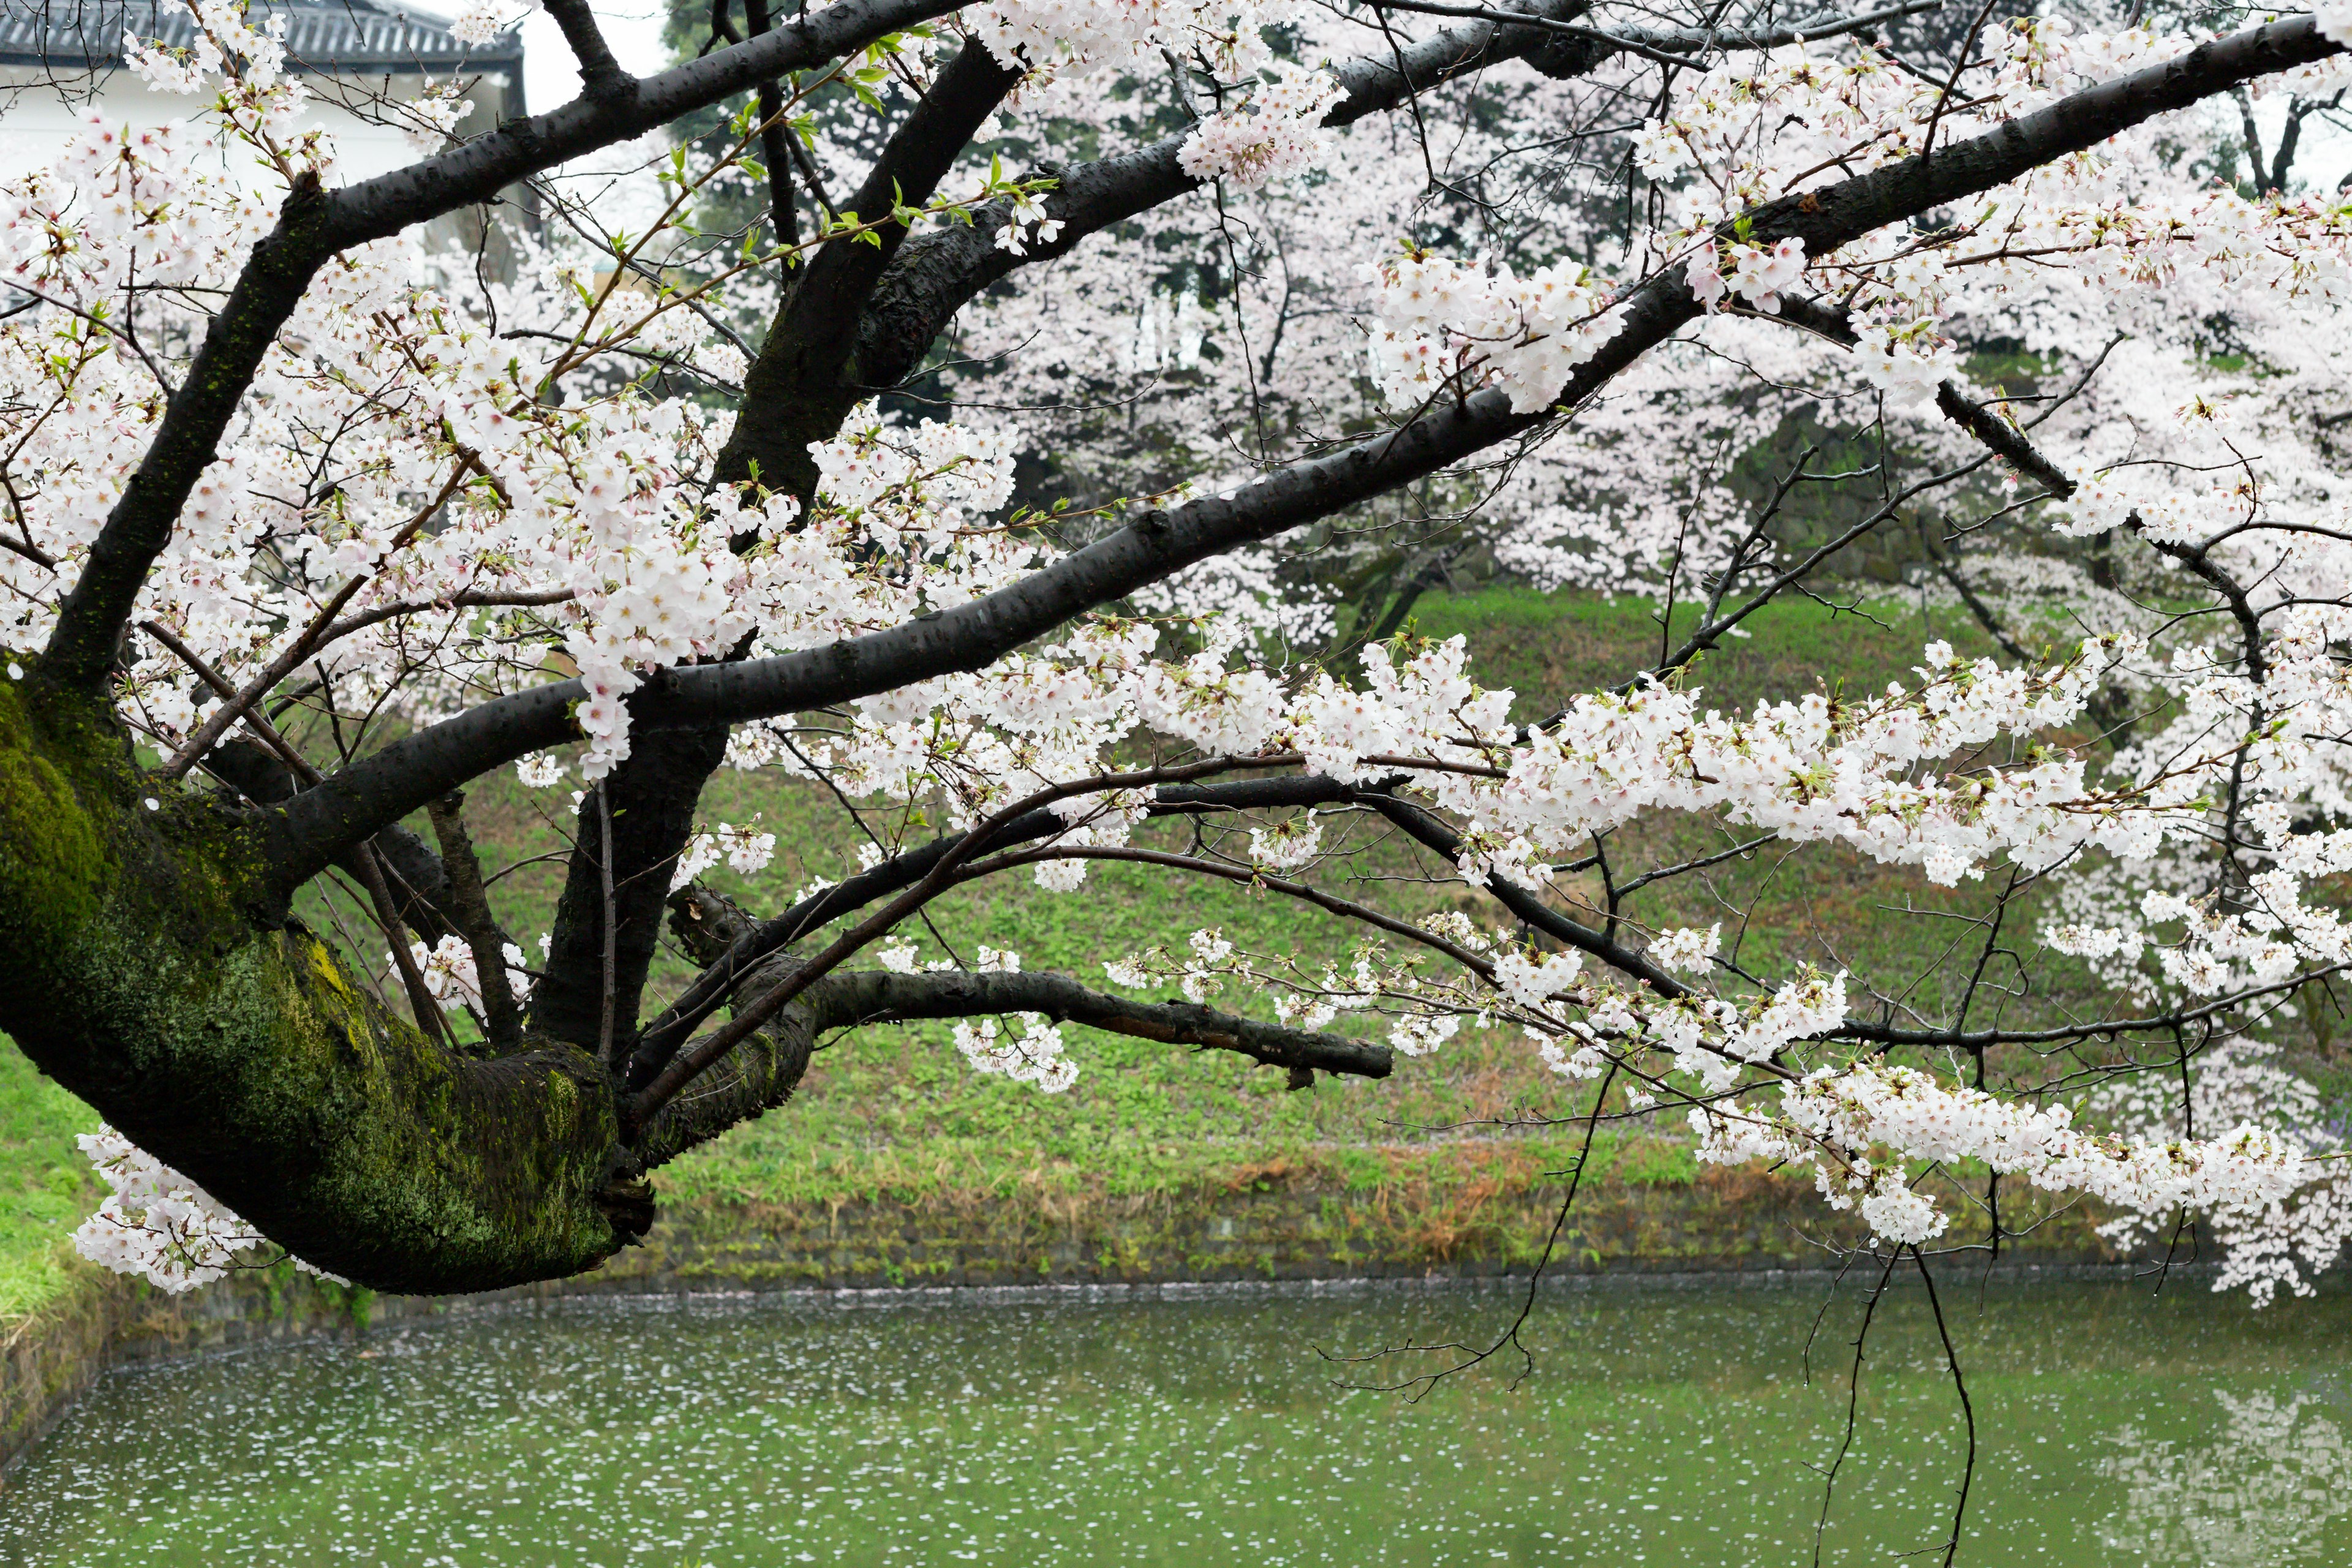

1,0,2350,1431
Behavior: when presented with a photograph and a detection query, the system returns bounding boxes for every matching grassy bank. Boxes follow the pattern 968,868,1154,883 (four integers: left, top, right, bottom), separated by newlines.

2,587,2060,1322
0,1047,100,1324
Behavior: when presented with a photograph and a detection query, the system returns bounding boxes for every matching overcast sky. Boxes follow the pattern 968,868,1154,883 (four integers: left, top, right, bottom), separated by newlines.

518,0,674,116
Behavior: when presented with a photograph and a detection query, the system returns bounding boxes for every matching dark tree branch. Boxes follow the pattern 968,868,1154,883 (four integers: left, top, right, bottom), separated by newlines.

1365,790,1700,1000
626,951,818,1169
816,968,1393,1078
1365,790,2321,1054
718,35,1023,499
426,792,524,1052
742,0,801,247
529,725,733,1060
531,29,1011,1066
630,770,1360,1084
627,756,1322,1123
352,839,462,1053
1932,380,2076,496
267,311,1664,886
628,960,1389,1169
204,738,483,955
193,715,468,946
246,18,2352,895
1368,0,1942,60
545,0,633,92
1762,291,2080,499
36,0,967,691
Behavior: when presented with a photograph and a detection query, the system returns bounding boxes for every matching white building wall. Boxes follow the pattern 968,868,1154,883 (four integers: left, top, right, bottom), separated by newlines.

0,66,515,187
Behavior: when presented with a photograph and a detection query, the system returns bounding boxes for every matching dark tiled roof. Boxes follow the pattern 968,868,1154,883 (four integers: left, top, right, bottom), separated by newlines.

0,0,521,73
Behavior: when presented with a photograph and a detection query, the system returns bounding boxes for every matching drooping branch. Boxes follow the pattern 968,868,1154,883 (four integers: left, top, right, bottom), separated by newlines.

268,13,2343,884
628,771,1364,1084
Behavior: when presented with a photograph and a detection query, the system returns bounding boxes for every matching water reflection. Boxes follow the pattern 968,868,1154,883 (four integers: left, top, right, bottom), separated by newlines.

0,1278,2343,1566
2101,1389,2352,1565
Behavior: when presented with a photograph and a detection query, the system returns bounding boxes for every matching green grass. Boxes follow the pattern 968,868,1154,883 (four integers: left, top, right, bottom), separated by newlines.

590,586,2032,1215
0,1041,100,1322
0,586,2090,1316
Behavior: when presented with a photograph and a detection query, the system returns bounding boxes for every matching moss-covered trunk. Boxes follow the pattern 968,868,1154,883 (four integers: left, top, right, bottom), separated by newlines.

0,675,643,1294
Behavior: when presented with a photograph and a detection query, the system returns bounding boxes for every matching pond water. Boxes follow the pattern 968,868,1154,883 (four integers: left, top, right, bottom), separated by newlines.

1,1274,2346,1566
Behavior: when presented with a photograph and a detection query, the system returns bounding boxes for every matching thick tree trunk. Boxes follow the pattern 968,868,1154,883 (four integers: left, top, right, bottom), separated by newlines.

0,675,645,1293
532,723,734,1067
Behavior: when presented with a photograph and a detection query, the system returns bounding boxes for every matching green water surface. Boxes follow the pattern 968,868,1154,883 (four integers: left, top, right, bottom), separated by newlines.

1,1276,2345,1566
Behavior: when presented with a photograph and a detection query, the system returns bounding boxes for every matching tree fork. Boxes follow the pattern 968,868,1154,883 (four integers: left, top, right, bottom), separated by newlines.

716,36,1022,505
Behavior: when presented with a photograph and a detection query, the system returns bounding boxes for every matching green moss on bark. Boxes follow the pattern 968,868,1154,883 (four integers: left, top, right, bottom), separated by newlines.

0,676,639,1294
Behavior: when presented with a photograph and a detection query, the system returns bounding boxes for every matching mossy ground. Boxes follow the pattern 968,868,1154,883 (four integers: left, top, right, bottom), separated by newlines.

0,586,2203,1315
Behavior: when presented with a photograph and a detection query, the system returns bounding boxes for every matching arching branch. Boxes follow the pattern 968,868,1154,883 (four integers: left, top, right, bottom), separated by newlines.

266,13,2342,884
629,771,1364,1084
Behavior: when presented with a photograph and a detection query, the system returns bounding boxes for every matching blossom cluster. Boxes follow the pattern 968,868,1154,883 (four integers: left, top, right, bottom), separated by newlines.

976,0,1305,84
670,820,780,889
1692,1061,2321,1291
72,1129,342,1292
1685,238,1804,315
1177,62,1344,190
1365,249,1619,414
401,935,535,1016
949,946,1079,1091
